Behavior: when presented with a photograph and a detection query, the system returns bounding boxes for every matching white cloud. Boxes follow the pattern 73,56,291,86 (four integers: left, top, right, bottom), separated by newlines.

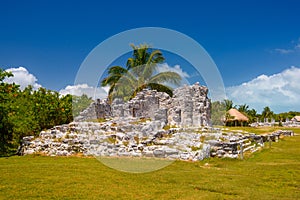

226,66,300,113
4,66,42,90
156,63,190,78
273,37,300,54
59,84,108,100
274,48,294,54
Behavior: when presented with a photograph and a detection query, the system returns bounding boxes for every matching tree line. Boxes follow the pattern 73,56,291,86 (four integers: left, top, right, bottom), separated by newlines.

211,99,300,125
0,69,92,156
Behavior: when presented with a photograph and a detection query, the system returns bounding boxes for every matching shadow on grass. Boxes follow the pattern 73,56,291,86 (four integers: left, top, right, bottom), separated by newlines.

97,156,174,173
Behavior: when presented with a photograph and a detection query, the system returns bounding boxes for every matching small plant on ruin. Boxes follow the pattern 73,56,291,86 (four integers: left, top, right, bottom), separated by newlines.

163,124,177,130
139,118,151,123
190,146,201,151
97,118,108,123
122,141,129,147
190,143,203,151
107,137,117,144
129,118,151,125
111,122,117,126
200,135,205,143
134,136,139,144
53,137,63,143
146,141,154,146
65,133,70,139
142,136,148,141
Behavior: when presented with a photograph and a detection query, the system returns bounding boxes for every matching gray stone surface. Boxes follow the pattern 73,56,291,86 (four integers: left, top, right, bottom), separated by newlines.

168,83,211,127
75,83,211,127
19,120,294,161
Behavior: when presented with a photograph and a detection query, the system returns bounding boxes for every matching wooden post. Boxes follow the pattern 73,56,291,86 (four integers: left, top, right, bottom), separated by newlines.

269,136,272,148
240,143,244,160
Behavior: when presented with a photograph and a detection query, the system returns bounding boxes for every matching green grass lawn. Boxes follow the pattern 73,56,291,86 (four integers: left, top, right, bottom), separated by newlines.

223,126,300,134
1,128,300,199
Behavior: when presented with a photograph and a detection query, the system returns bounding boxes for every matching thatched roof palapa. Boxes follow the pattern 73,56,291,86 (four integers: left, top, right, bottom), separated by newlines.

291,116,300,122
226,108,249,122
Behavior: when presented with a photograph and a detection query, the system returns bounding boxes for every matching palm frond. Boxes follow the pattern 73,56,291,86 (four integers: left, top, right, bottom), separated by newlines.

149,72,182,85
147,83,173,97
129,84,147,100
101,74,124,86
100,43,184,102
146,49,165,65
142,63,157,81
126,58,135,70
108,66,127,75
110,70,139,101
101,66,127,87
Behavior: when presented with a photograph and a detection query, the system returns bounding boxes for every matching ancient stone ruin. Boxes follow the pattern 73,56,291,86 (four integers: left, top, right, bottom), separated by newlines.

19,122,294,160
75,82,211,127
19,82,295,161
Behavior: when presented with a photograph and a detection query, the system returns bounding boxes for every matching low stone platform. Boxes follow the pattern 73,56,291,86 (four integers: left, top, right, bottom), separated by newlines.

19,120,294,161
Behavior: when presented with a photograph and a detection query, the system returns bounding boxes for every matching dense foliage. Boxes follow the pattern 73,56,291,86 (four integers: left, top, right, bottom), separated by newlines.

72,94,93,117
0,69,92,156
211,101,226,126
211,100,300,126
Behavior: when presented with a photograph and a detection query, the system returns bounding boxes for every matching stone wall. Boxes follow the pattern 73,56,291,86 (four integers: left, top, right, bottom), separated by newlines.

250,121,300,128
168,83,210,127
74,99,112,122
208,130,294,158
75,83,211,127
19,120,294,161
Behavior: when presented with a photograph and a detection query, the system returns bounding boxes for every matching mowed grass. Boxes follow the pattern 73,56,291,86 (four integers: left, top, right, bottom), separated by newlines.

1,128,300,199
223,126,300,134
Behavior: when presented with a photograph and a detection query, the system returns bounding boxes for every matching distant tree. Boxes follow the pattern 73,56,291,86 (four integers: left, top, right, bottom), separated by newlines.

0,69,19,155
246,108,258,123
60,94,73,123
224,99,234,111
0,68,74,156
261,106,274,121
100,66,128,101
238,104,249,113
72,94,93,117
237,104,259,123
211,101,226,125
272,111,300,122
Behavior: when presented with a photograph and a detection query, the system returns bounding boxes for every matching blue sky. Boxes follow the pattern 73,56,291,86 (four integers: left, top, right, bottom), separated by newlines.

1,0,300,113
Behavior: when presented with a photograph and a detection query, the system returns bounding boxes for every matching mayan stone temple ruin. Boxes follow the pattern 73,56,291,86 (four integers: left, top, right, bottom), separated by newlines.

19,83,294,161
75,82,211,127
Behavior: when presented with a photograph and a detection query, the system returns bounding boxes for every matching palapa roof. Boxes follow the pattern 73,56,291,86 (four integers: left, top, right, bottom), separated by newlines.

291,116,300,122
226,108,249,122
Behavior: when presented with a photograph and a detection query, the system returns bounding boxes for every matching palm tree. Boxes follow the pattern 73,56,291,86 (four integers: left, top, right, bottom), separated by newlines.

101,66,128,100
101,44,182,102
238,104,249,113
247,108,258,123
261,106,274,122
224,99,234,111
113,64,181,101
126,44,165,72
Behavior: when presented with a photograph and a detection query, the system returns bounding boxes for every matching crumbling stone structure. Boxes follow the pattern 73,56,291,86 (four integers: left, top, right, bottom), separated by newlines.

75,83,211,127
